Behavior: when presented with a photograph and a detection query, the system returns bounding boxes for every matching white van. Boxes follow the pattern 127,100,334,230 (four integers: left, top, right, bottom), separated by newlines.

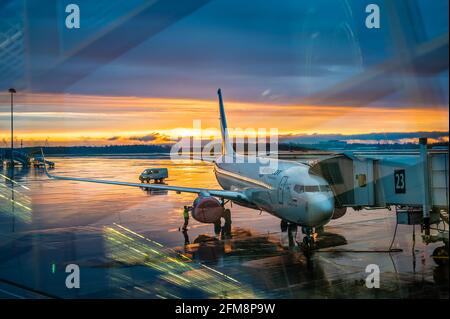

139,168,168,183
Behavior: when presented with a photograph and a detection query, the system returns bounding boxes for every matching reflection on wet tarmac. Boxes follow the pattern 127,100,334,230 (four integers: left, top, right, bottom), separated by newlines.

0,157,448,298
0,170,32,225
103,223,257,298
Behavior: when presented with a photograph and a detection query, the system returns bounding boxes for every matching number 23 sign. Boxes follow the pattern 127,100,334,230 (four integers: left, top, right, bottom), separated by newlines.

394,169,406,194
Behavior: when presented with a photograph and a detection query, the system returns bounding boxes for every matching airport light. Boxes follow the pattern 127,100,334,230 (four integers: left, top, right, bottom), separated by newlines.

8,88,16,167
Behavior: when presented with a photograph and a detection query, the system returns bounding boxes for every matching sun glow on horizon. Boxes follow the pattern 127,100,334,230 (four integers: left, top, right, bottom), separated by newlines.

0,92,448,146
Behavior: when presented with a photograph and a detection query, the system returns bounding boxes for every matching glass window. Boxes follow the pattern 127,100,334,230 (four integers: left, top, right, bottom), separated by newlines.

304,185,320,192
357,174,367,187
293,185,304,193
320,185,331,192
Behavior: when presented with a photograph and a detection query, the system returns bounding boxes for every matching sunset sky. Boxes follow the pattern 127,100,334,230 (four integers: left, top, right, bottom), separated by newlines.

0,92,448,146
0,0,448,146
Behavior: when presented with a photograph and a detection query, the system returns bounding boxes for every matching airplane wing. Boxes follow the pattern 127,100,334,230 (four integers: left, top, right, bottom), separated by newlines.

41,151,249,203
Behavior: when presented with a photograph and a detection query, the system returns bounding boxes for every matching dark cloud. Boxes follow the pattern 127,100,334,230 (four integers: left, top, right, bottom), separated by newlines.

2,0,448,109
128,133,171,143
281,131,449,144
129,134,158,142
103,133,173,143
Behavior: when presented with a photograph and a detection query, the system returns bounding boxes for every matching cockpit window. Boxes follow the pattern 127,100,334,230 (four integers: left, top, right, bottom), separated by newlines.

304,185,320,192
320,185,331,192
294,185,304,193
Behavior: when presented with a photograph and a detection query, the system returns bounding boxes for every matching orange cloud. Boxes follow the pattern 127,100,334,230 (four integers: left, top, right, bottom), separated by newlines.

0,92,448,146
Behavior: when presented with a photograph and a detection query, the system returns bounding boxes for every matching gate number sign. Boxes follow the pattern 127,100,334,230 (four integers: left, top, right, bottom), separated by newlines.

394,169,406,194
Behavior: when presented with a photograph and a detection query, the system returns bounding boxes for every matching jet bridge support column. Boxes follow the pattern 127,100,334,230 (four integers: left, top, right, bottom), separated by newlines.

420,137,430,235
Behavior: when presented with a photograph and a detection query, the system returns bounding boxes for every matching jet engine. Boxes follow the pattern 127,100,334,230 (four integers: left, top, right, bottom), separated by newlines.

332,207,347,220
191,196,224,223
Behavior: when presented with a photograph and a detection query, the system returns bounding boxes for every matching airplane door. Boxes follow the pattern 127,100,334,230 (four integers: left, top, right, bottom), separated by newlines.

278,176,288,204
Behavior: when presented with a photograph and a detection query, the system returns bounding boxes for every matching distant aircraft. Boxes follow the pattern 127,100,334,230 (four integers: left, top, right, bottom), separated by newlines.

43,89,338,248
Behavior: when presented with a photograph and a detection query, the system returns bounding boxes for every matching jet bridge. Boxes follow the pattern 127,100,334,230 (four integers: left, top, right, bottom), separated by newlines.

310,138,449,227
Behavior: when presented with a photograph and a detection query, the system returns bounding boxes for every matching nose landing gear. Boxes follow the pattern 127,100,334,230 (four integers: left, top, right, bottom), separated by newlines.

280,221,318,252
301,227,317,251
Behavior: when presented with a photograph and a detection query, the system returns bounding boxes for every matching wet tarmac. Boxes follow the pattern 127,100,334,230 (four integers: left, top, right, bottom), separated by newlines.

0,157,448,298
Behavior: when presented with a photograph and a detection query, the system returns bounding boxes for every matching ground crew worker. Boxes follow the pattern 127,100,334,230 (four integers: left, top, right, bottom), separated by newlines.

182,206,190,231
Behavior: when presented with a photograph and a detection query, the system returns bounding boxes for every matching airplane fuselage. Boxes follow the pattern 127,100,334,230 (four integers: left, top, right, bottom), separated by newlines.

214,154,334,227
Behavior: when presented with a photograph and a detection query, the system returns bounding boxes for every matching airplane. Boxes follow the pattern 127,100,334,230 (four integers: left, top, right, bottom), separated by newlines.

42,89,339,248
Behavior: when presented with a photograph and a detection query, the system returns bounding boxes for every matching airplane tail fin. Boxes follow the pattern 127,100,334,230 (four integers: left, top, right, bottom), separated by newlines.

217,88,234,156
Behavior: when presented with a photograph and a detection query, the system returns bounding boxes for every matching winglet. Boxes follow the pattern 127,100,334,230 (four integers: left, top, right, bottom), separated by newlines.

40,148,52,178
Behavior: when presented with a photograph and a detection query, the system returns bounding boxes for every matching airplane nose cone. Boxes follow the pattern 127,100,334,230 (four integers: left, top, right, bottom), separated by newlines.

306,194,334,227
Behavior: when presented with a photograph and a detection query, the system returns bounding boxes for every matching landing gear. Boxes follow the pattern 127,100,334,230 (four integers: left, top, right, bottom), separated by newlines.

213,208,232,239
280,220,288,232
222,208,232,236
301,227,316,251
214,219,222,236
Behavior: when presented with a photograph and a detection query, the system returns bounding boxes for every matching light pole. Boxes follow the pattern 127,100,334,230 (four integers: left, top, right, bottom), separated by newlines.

8,88,16,167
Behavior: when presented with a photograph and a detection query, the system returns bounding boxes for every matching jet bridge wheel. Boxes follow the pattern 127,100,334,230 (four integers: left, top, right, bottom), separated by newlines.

432,246,449,266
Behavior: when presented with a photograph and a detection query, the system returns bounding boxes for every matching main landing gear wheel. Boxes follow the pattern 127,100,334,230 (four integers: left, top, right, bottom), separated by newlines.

280,220,288,232
214,208,232,238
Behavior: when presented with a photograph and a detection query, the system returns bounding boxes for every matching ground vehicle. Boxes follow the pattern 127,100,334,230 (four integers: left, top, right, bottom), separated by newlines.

139,168,168,183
